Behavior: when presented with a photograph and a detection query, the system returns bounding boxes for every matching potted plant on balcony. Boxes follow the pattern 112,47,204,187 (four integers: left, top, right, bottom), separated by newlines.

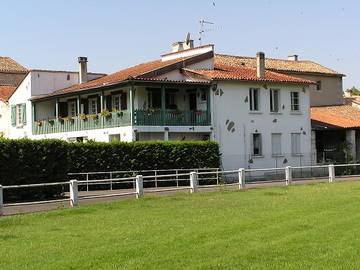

65,116,74,123
101,109,111,118
112,109,123,117
89,114,98,120
46,119,55,125
194,110,203,116
57,116,64,123
170,110,182,115
35,120,42,126
78,113,87,121
148,108,160,115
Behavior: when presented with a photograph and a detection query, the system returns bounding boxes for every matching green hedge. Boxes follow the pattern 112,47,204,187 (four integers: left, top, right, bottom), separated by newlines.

0,139,220,202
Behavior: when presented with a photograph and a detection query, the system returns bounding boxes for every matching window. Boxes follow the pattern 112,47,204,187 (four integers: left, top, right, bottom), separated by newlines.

200,89,207,101
109,134,121,142
112,94,121,111
291,133,301,155
290,92,300,111
88,97,98,114
16,105,23,125
271,133,282,156
149,90,161,108
166,92,176,109
270,89,279,112
249,88,260,111
316,81,322,91
11,104,26,126
68,101,76,117
252,133,262,156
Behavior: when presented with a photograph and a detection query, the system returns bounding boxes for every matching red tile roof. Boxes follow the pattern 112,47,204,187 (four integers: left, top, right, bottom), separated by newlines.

0,57,27,73
188,63,316,84
51,56,197,96
0,85,16,102
215,54,343,76
311,105,360,129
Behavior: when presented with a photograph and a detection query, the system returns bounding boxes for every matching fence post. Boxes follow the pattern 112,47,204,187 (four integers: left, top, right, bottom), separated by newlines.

238,168,245,189
154,170,158,188
328,164,335,183
190,172,198,193
285,166,292,186
136,175,143,199
70,180,78,207
0,185,3,216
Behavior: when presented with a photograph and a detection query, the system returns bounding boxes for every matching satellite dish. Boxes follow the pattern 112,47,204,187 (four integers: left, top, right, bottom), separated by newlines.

185,32,191,45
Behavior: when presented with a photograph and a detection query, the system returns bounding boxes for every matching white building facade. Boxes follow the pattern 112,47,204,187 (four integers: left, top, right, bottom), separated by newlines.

8,44,314,170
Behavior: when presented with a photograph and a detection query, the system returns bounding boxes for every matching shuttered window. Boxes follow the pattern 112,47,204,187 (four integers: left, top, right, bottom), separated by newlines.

291,133,301,155
271,133,282,156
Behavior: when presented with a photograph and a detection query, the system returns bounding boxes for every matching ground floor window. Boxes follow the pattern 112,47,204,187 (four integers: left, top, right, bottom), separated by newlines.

109,134,121,142
291,133,301,155
271,133,282,156
252,133,262,156
68,137,88,143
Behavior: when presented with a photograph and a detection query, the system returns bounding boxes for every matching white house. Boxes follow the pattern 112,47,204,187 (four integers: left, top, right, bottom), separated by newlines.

0,56,27,137
8,40,315,170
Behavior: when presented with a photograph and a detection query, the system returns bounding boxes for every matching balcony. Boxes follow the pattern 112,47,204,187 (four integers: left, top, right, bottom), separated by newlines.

33,111,131,135
134,109,211,126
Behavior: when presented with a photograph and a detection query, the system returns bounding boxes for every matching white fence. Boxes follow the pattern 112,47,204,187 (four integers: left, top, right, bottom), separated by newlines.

1,163,360,216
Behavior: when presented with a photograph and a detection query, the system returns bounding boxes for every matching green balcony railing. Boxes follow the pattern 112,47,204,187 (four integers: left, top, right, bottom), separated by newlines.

33,111,131,135
134,109,211,126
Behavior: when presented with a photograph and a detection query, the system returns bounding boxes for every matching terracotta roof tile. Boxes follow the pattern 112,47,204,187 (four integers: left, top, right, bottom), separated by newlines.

311,105,360,129
0,85,16,102
0,57,27,73
215,54,343,76
189,63,316,84
52,57,195,96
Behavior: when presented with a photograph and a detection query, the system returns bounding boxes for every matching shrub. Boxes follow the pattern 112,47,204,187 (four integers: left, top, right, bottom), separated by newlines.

0,139,220,202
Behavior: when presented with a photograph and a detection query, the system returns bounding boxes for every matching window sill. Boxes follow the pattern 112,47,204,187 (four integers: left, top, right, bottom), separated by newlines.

272,155,284,158
270,112,282,115
252,155,264,158
249,111,263,115
290,111,302,115
291,154,303,157
16,124,24,128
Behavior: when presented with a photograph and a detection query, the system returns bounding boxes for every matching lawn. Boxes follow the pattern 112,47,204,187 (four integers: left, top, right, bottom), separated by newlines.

1,182,360,270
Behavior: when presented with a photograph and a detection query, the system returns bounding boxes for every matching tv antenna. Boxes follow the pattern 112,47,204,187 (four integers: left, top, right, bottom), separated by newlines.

199,19,214,45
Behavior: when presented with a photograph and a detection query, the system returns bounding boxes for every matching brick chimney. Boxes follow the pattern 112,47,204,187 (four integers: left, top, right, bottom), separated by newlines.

256,52,265,78
78,57,88,84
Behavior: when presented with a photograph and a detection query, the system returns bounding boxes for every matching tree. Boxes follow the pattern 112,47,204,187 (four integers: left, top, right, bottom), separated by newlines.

346,86,360,96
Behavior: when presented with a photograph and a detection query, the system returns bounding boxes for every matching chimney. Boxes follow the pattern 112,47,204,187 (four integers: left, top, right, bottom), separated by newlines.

78,57,88,84
288,55,298,61
256,52,265,78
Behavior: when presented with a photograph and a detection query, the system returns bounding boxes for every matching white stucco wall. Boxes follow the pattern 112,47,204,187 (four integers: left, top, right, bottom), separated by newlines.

212,81,312,170
0,101,9,137
32,126,134,142
8,74,32,139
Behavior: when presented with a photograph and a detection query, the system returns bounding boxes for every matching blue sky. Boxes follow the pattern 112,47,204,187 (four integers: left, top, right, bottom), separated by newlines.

1,0,359,89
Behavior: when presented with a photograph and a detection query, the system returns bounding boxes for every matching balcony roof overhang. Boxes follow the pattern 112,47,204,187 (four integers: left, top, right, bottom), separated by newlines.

30,78,212,102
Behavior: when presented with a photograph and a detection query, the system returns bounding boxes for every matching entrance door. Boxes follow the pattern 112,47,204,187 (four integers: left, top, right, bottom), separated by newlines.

189,92,197,110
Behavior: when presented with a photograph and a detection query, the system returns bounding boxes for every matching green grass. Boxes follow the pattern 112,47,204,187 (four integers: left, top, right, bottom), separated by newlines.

2,182,360,269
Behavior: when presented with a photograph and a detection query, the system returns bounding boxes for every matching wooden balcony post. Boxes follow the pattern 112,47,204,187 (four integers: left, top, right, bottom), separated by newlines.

55,98,59,118
100,91,104,112
161,86,165,125
130,84,135,125
31,102,36,135
77,95,81,114
206,87,211,124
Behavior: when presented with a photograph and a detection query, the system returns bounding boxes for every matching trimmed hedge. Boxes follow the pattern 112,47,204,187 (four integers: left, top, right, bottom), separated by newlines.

0,139,220,202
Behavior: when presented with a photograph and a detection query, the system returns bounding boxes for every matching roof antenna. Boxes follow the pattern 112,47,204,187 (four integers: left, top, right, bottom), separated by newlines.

199,19,214,46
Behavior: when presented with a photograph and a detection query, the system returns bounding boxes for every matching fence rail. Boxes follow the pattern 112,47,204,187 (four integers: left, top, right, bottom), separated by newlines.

2,163,360,216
